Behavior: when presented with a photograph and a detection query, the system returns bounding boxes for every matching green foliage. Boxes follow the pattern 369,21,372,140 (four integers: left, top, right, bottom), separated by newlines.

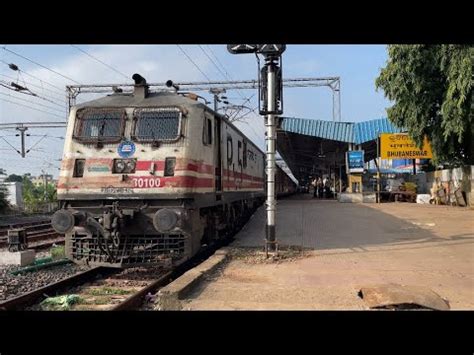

22,175,57,212
4,174,23,183
51,245,65,260
376,45,474,165
41,294,83,310
0,184,9,213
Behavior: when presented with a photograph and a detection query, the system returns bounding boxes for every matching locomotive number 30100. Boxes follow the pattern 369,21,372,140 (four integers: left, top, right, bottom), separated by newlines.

132,177,162,188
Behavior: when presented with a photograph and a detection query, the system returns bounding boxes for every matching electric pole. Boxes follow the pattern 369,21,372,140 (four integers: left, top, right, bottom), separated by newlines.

16,127,28,158
375,131,381,204
209,88,227,113
227,44,286,256
0,122,66,158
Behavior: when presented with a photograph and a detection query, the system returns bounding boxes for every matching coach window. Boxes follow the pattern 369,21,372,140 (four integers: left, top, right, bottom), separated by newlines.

203,116,212,145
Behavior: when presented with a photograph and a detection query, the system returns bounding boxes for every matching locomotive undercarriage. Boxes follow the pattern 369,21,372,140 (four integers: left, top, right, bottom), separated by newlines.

57,196,263,268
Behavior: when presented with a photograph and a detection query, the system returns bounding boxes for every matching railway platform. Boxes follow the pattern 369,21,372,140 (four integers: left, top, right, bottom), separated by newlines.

176,194,474,310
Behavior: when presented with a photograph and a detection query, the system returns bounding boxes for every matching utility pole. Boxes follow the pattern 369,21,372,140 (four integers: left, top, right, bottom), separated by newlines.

209,88,227,113
16,127,28,158
265,57,278,252
376,132,381,204
227,44,286,256
41,169,47,201
0,122,66,158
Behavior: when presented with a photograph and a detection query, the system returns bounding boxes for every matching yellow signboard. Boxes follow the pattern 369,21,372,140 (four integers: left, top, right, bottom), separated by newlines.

380,133,433,159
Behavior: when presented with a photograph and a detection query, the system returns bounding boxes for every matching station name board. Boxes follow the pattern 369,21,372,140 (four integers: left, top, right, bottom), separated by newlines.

380,133,433,159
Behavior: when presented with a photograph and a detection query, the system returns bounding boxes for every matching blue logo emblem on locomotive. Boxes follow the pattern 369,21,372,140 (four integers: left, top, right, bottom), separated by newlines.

117,140,136,158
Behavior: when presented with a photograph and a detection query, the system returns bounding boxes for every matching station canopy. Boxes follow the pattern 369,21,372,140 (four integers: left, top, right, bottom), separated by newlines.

277,117,402,184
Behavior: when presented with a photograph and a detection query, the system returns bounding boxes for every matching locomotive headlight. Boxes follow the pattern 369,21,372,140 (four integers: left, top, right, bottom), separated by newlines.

153,209,178,232
114,159,136,173
125,159,136,172
115,159,126,173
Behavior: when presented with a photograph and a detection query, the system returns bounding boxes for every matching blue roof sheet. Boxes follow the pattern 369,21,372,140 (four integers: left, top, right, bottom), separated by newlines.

280,117,403,144
354,118,402,144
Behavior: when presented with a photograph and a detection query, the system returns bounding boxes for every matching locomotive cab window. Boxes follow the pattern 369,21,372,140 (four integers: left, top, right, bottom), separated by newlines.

132,107,182,143
203,116,212,145
73,108,125,144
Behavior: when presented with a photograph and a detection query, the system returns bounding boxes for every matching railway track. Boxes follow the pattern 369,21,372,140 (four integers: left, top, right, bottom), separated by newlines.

0,218,64,250
0,236,231,311
0,264,187,311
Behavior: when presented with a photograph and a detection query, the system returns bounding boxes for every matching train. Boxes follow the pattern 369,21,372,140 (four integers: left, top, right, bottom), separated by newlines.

52,74,296,268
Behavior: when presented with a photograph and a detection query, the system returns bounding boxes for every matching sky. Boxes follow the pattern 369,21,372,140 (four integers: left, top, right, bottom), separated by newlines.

0,45,391,178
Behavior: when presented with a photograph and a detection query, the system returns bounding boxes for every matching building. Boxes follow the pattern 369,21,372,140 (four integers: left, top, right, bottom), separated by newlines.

3,181,24,209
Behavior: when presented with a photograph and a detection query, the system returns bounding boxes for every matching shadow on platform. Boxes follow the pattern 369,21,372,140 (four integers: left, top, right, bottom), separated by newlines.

233,193,454,250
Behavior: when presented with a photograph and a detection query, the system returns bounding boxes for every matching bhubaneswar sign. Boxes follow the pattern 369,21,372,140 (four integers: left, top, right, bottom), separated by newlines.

380,133,433,159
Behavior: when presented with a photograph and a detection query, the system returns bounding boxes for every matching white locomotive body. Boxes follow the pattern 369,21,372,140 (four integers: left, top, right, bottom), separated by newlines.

53,74,294,267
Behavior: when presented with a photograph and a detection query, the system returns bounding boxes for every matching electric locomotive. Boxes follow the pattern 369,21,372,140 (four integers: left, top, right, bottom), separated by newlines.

52,74,269,267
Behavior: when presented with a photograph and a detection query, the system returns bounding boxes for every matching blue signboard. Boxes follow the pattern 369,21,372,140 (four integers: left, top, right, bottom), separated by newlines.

117,140,136,158
347,150,364,173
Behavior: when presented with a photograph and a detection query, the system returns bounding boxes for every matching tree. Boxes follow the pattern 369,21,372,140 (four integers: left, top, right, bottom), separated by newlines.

0,184,9,213
4,174,23,183
22,176,57,212
376,45,473,165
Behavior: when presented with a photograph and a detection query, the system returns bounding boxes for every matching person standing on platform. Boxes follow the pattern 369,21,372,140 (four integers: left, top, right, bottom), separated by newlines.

312,177,318,198
322,176,328,198
317,177,323,198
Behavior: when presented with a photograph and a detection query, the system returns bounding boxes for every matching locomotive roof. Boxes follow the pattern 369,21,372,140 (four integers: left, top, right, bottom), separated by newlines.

75,91,206,109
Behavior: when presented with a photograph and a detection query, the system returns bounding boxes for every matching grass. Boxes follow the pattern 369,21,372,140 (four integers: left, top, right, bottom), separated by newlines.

50,245,65,260
86,287,132,296
40,294,84,310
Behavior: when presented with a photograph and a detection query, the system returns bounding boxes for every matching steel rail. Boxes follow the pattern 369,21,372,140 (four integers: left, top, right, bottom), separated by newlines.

0,267,112,311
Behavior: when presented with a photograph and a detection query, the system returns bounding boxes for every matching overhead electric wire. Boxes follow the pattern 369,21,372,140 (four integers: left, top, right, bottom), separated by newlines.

0,97,65,119
205,45,251,101
196,46,263,139
0,91,65,114
26,134,48,153
0,83,66,110
205,46,232,77
0,73,66,101
1,46,82,84
28,134,64,140
70,45,130,80
229,93,256,121
0,136,20,154
198,45,231,82
201,45,257,121
176,45,212,82
0,58,65,93
199,45,253,115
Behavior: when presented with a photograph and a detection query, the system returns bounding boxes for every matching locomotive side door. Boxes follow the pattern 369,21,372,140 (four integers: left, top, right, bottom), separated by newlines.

214,115,222,196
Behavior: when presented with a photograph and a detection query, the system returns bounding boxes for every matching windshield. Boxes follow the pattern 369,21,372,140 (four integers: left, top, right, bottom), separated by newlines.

132,107,182,143
74,108,124,144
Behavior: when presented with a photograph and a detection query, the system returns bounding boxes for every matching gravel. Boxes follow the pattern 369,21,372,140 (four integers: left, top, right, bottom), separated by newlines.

0,263,90,302
228,246,311,264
